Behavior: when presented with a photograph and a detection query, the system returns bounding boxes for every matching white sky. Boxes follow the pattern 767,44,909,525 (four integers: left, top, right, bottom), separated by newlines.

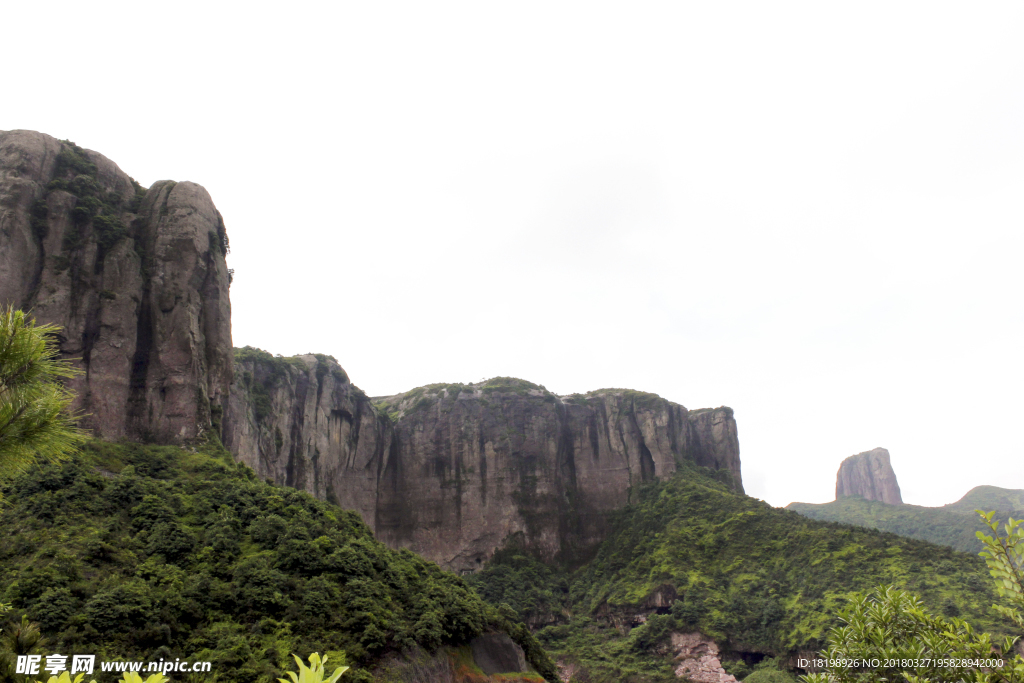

4,2,1023,508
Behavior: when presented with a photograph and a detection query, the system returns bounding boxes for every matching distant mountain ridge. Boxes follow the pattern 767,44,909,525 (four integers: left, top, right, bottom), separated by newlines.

786,497,1002,553
835,448,902,505
944,485,1024,515
788,447,1024,552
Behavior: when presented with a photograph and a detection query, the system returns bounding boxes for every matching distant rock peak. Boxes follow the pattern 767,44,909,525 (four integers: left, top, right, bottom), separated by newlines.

836,447,902,505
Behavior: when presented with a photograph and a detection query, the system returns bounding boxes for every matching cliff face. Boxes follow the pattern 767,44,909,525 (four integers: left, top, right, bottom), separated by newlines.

222,348,391,525
835,447,902,505
224,366,744,572
1,130,744,574
375,381,742,571
0,131,232,443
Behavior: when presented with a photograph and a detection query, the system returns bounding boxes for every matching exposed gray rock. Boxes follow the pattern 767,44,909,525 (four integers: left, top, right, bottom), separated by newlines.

0,130,231,443
836,447,902,505
469,633,528,675
1,130,746,576
374,384,742,571
222,349,389,526
225,363,744,572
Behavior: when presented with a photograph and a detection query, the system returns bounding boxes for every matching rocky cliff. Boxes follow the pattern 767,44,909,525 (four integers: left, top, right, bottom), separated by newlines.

0,131,232,443
835,447,902,505
1,131,744,574
375,380,741,570
225,362,743,572
222,347,391,525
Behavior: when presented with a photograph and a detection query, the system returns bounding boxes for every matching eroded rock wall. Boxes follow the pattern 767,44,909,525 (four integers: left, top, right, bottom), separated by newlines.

222,349,390,525
0,130,744,574
0,130,232,443
375,384,742,571
225,366,743,572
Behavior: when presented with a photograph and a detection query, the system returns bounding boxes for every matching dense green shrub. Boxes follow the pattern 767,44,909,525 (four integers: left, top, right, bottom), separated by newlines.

0,439,555,683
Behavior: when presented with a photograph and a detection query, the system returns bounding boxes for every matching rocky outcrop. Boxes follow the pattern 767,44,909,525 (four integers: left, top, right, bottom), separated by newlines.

0,131,744,574
225,363,744,572
0,130,232,443
469,633,529,675
222,348,390,525
835,447,902,505
374,383,741,570
671,632,738,683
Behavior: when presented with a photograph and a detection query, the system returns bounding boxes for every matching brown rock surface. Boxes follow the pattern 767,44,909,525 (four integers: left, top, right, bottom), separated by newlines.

225,364,744,572
469,633,529,675
835,447,902,505
0,130,232,443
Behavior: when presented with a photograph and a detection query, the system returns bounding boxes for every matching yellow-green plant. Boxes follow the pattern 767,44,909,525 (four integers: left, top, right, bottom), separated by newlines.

278,652,348,683
977,511,1024,630
35,673,93,683
117,672,167,683
800,585,1012,683
35,672,165,683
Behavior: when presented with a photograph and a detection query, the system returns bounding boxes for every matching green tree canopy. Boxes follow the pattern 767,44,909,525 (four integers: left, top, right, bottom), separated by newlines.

0,306,85,486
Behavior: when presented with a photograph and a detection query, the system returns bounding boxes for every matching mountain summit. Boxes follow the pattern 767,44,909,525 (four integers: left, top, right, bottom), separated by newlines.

836,447,902,505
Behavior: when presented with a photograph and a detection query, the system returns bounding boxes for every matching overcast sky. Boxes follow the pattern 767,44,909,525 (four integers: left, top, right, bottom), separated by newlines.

4,2,1022,508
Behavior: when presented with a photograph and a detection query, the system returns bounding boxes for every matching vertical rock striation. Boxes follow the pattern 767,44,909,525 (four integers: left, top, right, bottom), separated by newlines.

835,447,902,505
1,130,746,573
222,348,390,525
374,382,742,570
225,368,744,572
0,130,232,443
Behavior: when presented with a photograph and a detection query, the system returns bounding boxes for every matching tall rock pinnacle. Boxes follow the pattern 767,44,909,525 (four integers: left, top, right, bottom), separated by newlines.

835,447,903,505
0,131,232,443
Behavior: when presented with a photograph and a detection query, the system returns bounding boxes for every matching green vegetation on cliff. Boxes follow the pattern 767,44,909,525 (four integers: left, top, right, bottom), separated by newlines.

470,464,1010,683
0,438,555,683
233,347,357,428
44,141,137,258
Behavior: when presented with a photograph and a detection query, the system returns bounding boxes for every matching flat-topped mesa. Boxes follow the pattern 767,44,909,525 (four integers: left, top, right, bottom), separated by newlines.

836,447,902,505
224,366,744,573
375,381,742,570
0,130,232,443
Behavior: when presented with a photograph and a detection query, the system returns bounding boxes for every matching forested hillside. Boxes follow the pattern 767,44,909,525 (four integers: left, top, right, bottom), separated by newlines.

0,439,555,683
788,486,1024,553
470,463,1011,683
786,497,993,553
